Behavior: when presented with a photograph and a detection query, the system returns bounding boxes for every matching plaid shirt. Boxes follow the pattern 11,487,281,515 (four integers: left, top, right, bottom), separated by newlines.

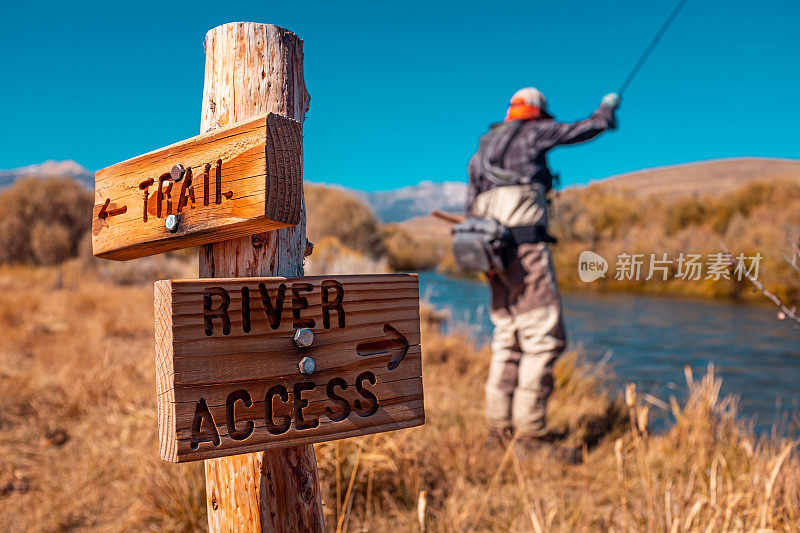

466,104,616,215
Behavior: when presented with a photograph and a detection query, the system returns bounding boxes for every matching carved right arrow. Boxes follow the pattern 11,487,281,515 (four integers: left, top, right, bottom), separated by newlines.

356,323,409,371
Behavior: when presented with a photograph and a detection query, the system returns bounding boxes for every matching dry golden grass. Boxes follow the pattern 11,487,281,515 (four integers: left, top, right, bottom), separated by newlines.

1,264,798,531
0,263,206,531
317,318,800,532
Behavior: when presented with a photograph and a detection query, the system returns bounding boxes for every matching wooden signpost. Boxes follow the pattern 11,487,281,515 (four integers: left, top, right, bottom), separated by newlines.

91,21,425,532
155,275,423,463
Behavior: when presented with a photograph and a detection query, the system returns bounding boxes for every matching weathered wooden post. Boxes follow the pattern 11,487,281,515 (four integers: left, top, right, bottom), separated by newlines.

197,22,321,532
92,21,425,533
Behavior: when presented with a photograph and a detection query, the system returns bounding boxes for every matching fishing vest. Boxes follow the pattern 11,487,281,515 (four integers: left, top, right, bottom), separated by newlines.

471,121,550,230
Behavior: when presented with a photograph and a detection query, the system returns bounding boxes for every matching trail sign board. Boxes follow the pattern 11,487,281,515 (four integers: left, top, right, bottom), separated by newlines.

92,113,302,261
155,274,424,463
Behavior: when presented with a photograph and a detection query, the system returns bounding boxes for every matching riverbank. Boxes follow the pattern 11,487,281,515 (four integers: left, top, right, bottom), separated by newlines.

419,271,800,434
1,263,798,530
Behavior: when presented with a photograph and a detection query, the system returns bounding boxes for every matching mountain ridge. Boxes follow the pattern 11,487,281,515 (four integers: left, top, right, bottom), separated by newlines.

0,160,94,189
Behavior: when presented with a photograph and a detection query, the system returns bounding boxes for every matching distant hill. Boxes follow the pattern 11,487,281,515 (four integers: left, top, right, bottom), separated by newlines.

592,157,800,198
0,160,93,189
355,181,467,223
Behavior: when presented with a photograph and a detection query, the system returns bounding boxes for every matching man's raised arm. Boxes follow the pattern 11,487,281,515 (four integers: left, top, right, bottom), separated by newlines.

541,93,620,147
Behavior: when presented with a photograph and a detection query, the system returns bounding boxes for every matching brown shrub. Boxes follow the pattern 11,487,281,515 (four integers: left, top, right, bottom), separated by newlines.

551,178,800,302
0,177,92,265
30,222,73,265
552,185,641,243
665,197,707,235
381,224,444,271
305,236,388,275
305,184,385,257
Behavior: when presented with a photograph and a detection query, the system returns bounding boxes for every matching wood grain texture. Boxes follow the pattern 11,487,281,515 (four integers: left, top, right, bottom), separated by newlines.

196,22,322,533
92,113,302,261
198,23,310,279
155,274,424,463
155,281,177,462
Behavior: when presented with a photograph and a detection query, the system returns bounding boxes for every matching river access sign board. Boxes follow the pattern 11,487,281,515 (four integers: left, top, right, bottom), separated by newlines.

92,113,302,260
155,274,424,463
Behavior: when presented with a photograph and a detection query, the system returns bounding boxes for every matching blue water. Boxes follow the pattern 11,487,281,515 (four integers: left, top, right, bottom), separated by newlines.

418,271,800,434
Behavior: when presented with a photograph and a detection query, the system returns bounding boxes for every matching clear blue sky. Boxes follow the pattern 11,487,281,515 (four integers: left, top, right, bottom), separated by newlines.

2,0,798,190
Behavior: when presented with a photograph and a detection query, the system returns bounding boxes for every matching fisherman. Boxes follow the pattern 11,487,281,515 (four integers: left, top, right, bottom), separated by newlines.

466,87,620,461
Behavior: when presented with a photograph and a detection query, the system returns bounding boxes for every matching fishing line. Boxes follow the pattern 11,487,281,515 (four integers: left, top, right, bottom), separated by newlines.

618,0,690,95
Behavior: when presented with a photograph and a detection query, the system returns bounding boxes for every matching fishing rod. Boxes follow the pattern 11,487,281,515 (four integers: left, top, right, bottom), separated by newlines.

618,0,690,96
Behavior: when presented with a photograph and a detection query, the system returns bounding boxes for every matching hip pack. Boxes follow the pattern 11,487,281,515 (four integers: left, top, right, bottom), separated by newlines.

451,218,510,274
451,219,557,274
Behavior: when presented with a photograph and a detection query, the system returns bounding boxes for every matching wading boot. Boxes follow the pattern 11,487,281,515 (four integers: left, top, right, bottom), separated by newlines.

485,428,514,451
515,436,583,465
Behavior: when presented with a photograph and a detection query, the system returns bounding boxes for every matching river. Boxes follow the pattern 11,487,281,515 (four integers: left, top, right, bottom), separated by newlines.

418,271,799,434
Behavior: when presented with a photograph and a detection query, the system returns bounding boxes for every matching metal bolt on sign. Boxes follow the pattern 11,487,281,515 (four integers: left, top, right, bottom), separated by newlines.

298,356,316,374
165,214,180,233
170,164,185,182
294,328,314,348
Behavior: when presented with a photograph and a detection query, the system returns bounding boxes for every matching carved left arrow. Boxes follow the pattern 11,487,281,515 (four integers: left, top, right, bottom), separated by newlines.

98,197,127,220
356,323,409,371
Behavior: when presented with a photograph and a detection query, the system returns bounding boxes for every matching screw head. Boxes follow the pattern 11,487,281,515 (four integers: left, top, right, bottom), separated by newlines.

165,214,180,232
298,356,316,374
170,164,185,182
293,328,314,348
